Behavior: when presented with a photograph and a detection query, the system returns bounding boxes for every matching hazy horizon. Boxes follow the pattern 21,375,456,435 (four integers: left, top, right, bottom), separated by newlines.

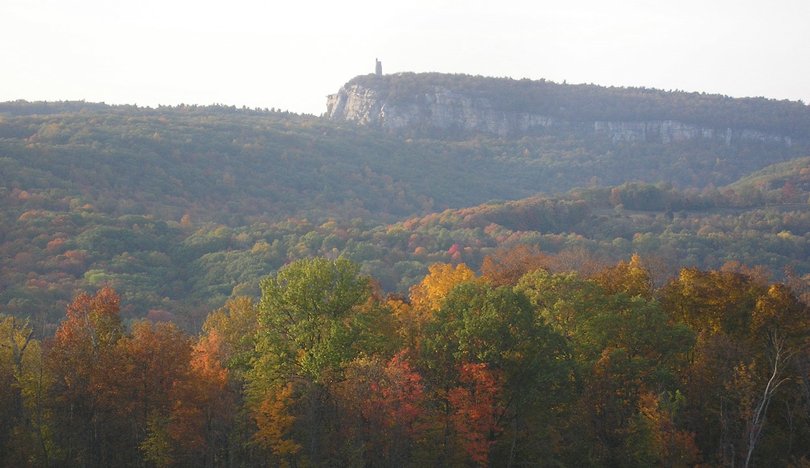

3,0,809,115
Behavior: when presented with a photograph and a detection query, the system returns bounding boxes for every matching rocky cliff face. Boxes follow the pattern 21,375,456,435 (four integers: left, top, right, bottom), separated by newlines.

591,120,791,145
327,83,556,136
326,78,793,146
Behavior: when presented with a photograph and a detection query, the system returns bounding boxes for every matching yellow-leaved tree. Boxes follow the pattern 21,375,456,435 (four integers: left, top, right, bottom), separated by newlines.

409,263,477,314
401,263,478,348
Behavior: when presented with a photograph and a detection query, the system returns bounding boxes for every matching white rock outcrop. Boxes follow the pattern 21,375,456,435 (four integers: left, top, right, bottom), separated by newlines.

327,83,792,146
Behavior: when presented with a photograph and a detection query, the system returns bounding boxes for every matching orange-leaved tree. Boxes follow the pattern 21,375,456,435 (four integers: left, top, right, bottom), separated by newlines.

117,320,192,465
48,286,125,466
167,329,234,466
448,362,503,466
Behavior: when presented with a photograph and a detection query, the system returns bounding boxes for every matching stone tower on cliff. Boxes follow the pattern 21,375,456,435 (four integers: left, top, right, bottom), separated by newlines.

375,58,382,77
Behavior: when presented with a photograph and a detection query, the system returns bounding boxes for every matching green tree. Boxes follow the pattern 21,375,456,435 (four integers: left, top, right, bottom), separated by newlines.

0,316,54,465
247,257,381,464
518,269,694,465
420,281,574,465
251,257,371,386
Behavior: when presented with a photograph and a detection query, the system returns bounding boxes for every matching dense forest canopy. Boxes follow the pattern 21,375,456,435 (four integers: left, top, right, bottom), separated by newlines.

1,256,809,466
2,96,810,330
2,71,810,466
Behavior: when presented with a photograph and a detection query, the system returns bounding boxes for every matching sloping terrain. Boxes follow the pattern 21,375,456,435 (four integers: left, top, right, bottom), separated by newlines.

2,84,809,328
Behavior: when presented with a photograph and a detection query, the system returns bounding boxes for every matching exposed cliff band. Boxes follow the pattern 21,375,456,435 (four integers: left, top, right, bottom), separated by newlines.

327,73,804,145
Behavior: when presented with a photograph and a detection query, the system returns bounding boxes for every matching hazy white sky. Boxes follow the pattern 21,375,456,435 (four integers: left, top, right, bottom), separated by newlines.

2,0,809,115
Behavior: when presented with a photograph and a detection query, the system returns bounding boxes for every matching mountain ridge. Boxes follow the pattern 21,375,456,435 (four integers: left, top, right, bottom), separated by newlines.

327,72,808,142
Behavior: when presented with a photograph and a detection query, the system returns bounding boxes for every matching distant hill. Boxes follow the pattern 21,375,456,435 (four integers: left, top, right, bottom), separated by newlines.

327,72,810,141
2,83,810,329
724,156,810,198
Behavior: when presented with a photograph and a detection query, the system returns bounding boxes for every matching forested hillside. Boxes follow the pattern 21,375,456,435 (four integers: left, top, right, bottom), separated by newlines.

2,98,810,330
2,74,810,466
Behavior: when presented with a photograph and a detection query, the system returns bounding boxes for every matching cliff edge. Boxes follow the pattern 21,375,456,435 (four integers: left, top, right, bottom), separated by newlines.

326,72,807,144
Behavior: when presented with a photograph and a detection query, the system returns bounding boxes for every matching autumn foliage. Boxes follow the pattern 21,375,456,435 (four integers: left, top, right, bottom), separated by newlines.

2,254,810,466
448,363,503,465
